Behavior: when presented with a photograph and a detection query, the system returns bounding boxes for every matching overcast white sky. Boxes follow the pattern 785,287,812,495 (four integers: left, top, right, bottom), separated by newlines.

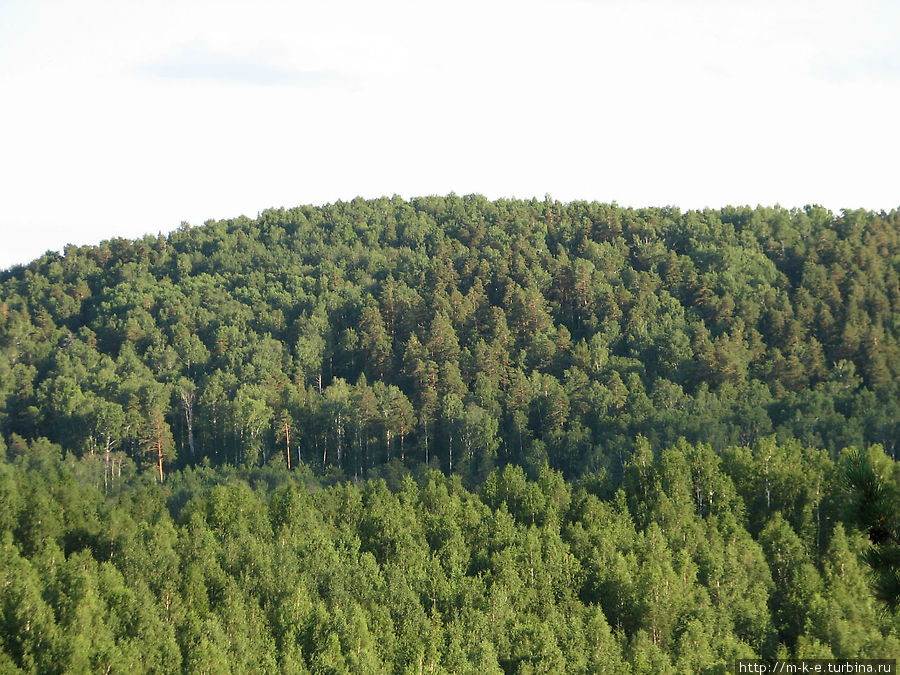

1,0,899,269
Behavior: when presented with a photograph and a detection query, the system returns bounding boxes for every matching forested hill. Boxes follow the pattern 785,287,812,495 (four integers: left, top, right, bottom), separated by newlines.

1,196,898,481
3,196,900,672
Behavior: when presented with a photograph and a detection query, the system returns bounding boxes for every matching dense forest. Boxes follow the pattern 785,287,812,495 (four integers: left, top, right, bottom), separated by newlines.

1,195,899,671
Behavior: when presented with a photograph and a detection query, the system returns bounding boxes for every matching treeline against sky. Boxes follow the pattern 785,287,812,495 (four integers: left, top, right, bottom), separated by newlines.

2,195,900,671
1,196,898,482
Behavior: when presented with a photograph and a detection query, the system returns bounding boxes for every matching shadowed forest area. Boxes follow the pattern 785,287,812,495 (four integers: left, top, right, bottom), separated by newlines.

1,195,899,672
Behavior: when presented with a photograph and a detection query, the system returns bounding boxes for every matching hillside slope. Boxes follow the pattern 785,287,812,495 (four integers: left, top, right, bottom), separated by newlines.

2,196,898,482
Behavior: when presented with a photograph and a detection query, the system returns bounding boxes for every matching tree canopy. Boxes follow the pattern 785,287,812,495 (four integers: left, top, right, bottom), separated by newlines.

1,195,899,670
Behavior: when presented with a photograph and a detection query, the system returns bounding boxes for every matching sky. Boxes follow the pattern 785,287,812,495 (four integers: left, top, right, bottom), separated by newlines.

1,0,899,270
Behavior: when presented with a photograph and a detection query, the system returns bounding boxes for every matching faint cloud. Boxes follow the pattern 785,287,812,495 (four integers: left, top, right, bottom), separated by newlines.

817,45,900,85
140,44,346,87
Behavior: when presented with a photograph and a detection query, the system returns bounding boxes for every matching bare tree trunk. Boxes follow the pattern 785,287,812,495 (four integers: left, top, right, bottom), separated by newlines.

284,419,291,470
180,389,196,457
157,435,165,482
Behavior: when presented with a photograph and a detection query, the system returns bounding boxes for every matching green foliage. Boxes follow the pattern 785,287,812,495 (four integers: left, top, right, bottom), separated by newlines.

1,196,900,668
842,446,900,609
0,437,897,670
3,198,900,483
